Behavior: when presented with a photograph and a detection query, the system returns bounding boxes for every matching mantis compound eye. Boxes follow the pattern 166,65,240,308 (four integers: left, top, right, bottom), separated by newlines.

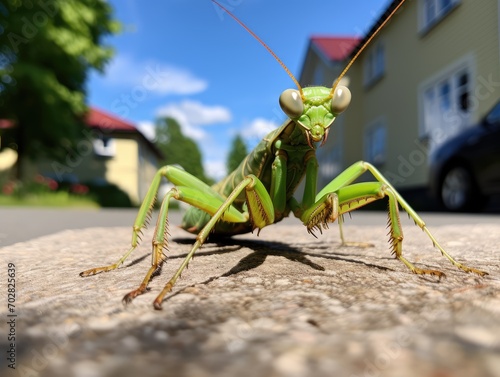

331,85,351,115
279,89,304,119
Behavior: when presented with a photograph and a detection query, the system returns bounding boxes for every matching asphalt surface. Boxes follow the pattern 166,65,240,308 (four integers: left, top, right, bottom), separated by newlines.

1,206,500,247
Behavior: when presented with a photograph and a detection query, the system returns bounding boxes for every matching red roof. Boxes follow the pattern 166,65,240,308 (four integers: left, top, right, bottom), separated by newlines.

1,107,163,158
85,107,137,132
0,107,138,133
310,36,360,61
85,107,163,159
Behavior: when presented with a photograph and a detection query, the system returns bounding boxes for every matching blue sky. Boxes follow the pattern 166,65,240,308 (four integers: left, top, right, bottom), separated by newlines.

88,0,391,180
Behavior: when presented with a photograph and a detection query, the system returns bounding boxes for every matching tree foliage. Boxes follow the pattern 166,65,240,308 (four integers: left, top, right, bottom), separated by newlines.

226,134,248,173
0,0,119,179
155,117,212,185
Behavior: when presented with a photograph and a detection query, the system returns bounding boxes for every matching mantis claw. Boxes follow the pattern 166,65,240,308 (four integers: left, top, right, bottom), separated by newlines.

122,284,149,306
151,282,174,310
463,267,488,277
121,293,135,306
413,268,446,279
80,265,116,277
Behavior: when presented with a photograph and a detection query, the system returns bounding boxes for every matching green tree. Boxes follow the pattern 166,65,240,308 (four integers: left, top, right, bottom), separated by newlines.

0,0,119,179
226,134,248,173
155,117,212,184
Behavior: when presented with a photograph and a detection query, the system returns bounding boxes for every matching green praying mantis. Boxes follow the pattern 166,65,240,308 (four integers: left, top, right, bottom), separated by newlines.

81,0,487,310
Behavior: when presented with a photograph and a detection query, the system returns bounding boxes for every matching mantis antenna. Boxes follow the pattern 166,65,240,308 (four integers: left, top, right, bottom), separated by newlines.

212,0,407,101
211,0,304,99
331,0,407,95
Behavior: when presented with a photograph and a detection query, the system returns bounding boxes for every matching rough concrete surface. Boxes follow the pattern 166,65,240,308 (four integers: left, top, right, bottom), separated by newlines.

1,217,499,377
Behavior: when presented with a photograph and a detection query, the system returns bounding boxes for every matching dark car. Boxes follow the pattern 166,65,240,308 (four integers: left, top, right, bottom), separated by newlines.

429,101,500,211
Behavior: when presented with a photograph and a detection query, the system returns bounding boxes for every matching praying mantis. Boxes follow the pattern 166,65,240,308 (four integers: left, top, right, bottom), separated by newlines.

80,0,487,310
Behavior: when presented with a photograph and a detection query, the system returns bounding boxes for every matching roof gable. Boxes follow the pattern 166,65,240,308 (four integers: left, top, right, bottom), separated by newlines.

85,107,137,132
310,36,361,62
1,107,164,159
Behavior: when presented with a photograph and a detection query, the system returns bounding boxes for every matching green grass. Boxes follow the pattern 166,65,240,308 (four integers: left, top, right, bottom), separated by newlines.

0,192,99,208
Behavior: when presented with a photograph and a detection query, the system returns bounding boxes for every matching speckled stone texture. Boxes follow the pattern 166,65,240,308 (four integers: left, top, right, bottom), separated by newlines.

1,220,499,377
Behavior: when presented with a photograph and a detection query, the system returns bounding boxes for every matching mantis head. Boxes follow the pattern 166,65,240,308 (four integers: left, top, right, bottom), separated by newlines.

279,85,351,147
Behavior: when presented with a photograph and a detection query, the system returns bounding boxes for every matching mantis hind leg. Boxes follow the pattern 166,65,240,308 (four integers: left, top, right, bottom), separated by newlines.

301,161,488,277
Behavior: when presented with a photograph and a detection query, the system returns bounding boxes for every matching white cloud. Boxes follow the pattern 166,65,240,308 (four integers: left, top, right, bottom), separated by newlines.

241,118,280,140
156,100,232,141
137,121,156,141
157,100,231,125
205,159,227,182
204,118,279,182
103,54,208,95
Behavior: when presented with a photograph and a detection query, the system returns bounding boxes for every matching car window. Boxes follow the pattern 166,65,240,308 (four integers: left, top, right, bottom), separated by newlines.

486,102,500,125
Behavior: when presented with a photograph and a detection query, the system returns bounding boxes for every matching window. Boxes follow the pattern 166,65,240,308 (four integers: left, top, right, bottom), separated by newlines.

93,136,115,157
319,148,342,180
421,68,472,147
438,80,451,113
317,123,344,188
364,42,385,87
364,120,387,166
456,72,470,112
420,0,460,32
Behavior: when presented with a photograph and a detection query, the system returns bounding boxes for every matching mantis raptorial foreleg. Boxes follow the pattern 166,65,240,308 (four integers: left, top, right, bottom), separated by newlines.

298,161,488,277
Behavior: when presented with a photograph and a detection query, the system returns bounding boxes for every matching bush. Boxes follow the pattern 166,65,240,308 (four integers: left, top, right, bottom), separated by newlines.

0,175,97,207
1,174,60,197
0,175,132,207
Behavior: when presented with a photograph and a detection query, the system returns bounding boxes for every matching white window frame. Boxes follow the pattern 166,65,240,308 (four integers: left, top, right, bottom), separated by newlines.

363,41,385,87
419,0,461,33
364,117,387,167
93,136,116,157
418,54,475,146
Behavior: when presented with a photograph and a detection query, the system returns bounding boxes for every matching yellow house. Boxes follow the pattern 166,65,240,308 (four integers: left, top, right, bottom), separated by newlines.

0,108,163,205
299,0,500,202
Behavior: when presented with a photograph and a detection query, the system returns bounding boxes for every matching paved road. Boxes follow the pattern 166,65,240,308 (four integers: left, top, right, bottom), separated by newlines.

3,214,499,377
1,206,499,247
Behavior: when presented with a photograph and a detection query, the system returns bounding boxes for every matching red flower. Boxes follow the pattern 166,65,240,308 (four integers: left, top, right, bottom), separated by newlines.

70,183,89,195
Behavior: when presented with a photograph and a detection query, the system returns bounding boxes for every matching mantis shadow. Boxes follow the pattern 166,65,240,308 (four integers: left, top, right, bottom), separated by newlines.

161,236,393,300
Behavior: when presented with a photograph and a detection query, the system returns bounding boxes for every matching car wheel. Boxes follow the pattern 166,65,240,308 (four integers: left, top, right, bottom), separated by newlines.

440,166,484,211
